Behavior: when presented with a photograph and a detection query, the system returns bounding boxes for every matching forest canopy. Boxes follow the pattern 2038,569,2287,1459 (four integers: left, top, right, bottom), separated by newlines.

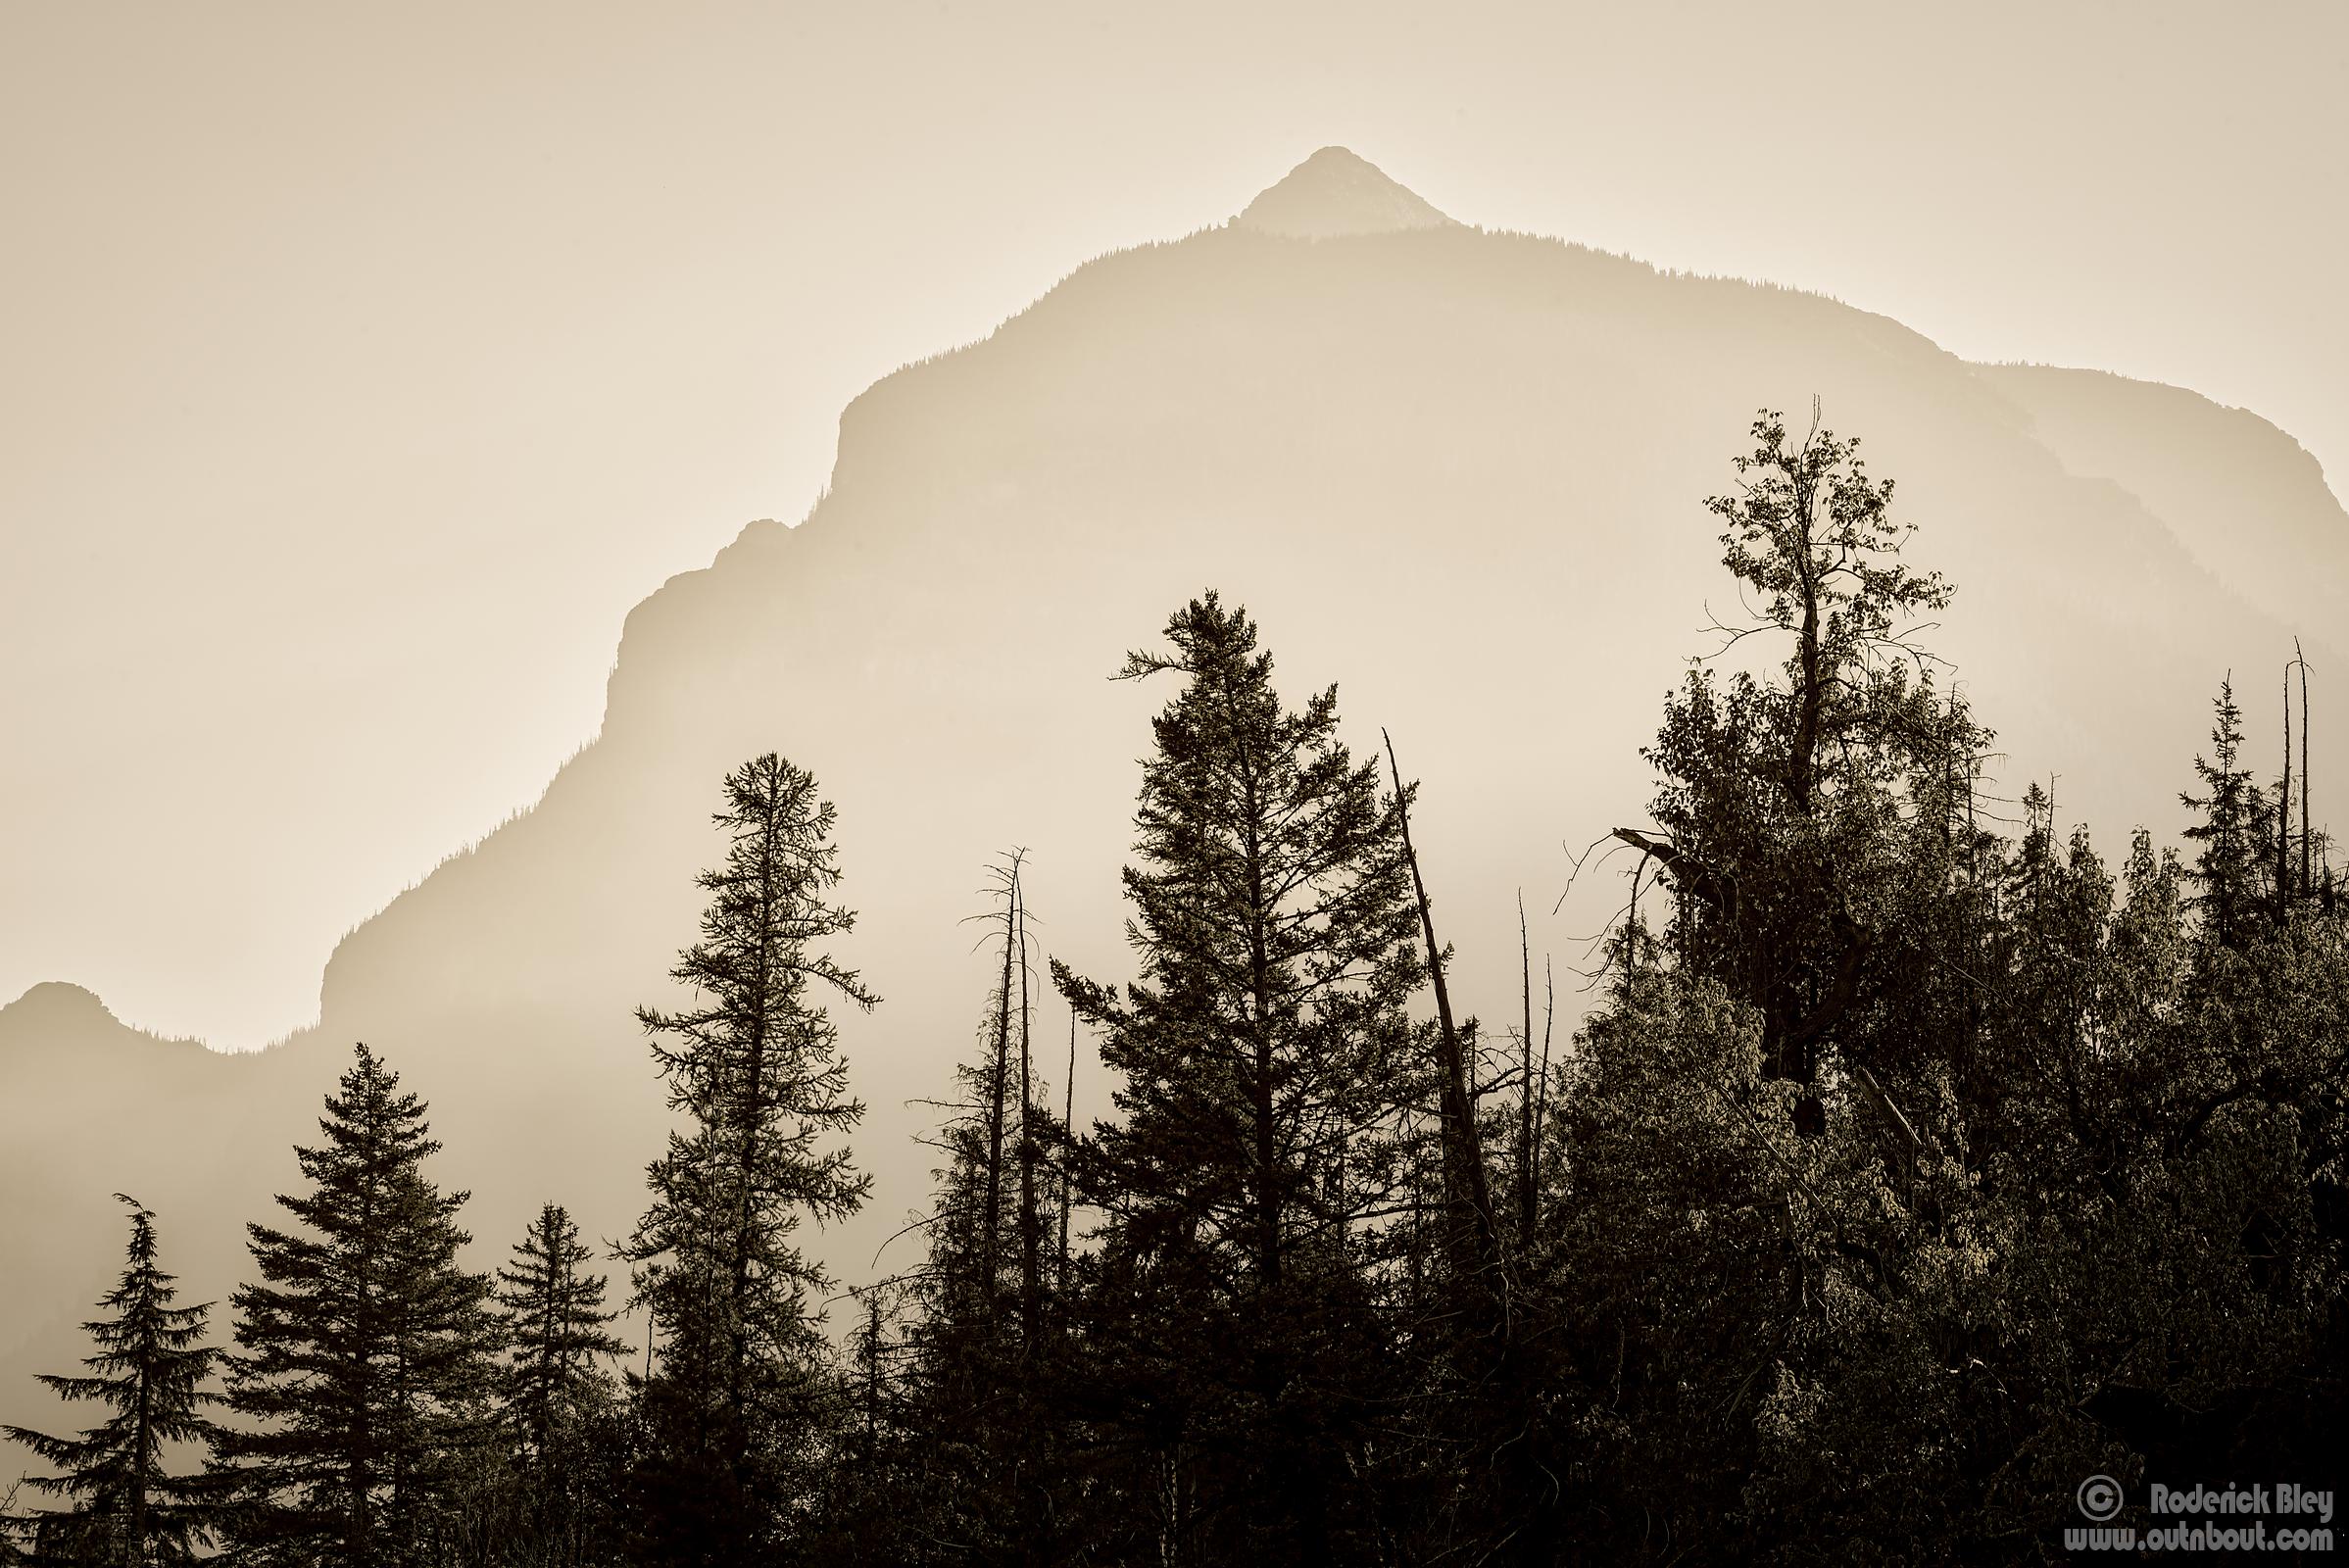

7,410,2342,1566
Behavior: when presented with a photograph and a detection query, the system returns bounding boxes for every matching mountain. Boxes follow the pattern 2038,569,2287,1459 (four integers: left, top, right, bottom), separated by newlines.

0,986,313,1382
4,149,2341,1439
1235,146,1458,238
1978,364,2349,640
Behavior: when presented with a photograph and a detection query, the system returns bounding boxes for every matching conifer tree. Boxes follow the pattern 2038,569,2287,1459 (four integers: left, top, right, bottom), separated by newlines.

495,1203,627,1467
488,1203,627,1567
620,752,875,1565
1055,592,1423,1564
900,862,1026,1536
2180,677,2268,949
891,856,1085,1565
3,1197,223,1566
211,1043,497,1568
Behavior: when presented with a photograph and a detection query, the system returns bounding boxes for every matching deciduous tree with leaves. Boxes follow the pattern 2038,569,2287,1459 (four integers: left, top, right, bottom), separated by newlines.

1618,406,1986,1128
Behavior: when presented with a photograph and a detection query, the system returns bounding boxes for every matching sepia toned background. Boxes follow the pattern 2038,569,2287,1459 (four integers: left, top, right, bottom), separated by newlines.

4,0,2345,1051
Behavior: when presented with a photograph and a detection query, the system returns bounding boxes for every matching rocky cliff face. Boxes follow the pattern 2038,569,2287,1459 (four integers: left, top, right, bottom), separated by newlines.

5,153,2339,1436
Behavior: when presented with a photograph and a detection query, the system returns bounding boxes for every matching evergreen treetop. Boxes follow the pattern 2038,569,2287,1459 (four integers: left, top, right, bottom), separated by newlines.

619,752,876,1565
1052,592,1425,1566
212,1042,496,1568
1061,591,1423,1288
494,1203,627,1468
2180,676,2270,950
3,1197,223,1567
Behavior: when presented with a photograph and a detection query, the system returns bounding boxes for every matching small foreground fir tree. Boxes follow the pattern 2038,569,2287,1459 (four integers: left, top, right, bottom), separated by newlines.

3,1196,223,1566
489,1202,629,1567
210,1042,498,1567
495,1202,627,1470
2180,676,2270,951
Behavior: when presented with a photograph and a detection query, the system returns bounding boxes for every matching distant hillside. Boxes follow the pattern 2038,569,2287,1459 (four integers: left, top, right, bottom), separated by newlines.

5,148,2340,1440
1980,363,2347,641
0,985,318,1382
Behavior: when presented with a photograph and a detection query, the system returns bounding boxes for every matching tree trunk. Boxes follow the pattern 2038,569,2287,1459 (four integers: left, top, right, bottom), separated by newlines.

983,867,1015,1314
1384,731,1497,1271
1016,864,1042,1346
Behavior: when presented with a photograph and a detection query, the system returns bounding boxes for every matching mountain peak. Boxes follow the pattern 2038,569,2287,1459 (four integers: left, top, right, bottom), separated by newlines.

0,981,122,1059
1234,146,1456,239
2,980,114,1025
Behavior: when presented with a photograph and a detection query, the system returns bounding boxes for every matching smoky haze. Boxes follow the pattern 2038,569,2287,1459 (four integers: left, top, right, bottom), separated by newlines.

3,129,2345,1456
4,14,2348,1536
2,1,2345,1049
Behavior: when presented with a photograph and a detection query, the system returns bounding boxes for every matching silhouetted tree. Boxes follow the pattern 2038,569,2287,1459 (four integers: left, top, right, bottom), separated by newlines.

478,1203,629,1566
619,753,875,1566
1617,406,1986,1132
2181,677,2268,950
1056,592,1424,1565
211,1043,498,1567
1541,409,2349,1563
3,1198,223,1566
2,403,2317,1568
1510,896,1553,1248
890,853,1082,1564
497,1204,626,1470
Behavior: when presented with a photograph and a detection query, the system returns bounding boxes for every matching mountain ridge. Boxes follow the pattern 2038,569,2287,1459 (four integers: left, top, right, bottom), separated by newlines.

5,151,2342,1444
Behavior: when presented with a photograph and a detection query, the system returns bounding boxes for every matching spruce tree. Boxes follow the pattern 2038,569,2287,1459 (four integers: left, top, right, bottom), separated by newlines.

489,1203,627,1567
211,1043,497,1568
1054,592,1423,1565
494,1204,626,1468
620,752,875,1565
2180,676,2268,949
3,1197,223,1566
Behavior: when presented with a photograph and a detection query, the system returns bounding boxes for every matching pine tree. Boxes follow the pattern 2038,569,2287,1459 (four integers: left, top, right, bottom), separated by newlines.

3,1197,223,1566
2180,676,2268,949
488,1203,628,1567
620,752,875,1565
1054,592,1423,1564
211,1043,498,1568
495,1204,627,1470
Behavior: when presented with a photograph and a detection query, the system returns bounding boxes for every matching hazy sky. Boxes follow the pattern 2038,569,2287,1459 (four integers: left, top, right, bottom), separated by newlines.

4,1,2344,1048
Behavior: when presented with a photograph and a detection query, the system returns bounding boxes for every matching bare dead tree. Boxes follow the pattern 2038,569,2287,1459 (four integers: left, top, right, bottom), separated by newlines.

2283,659,2296,905
1382,729,1497,1273
2297,640,2314,899
2292,638,2311,901
1515,894,1542,1243
980,855,1022,1313
1056,1004,1076,1300
1014,860,1042,1354
1533,956,1553,1218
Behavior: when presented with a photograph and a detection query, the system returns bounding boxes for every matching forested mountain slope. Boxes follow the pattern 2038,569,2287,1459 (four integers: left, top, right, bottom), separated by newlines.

5,150,2339,1443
